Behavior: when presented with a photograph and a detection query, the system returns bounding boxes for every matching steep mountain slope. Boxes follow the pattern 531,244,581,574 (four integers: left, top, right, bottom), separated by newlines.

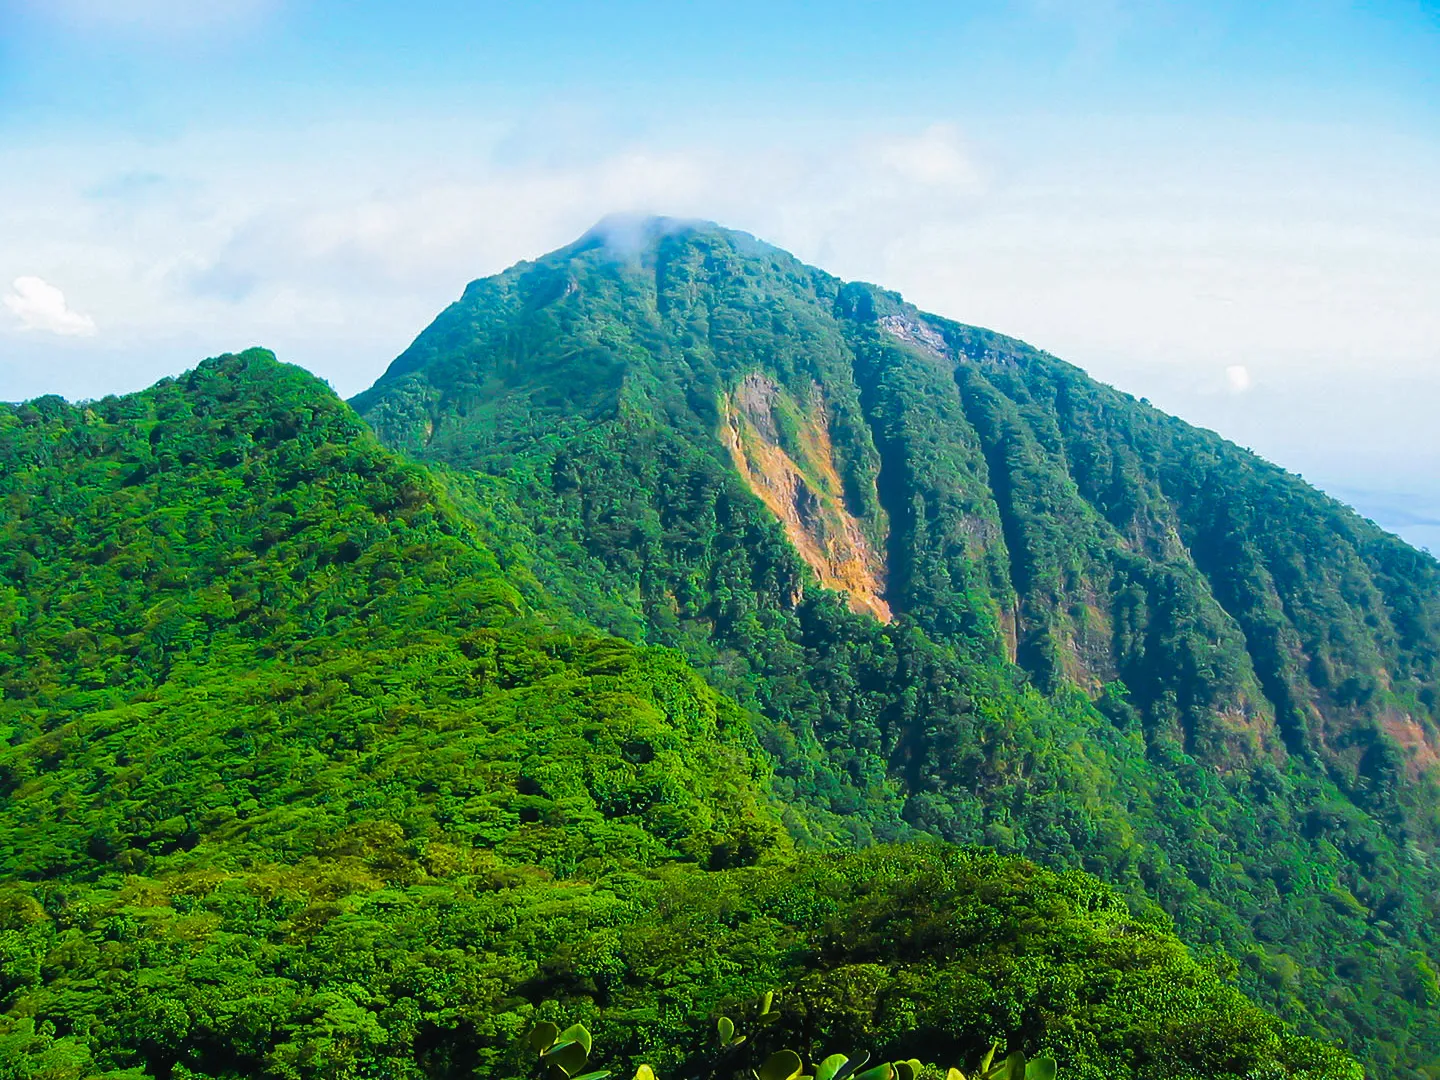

0,350,1357,1079
353,219,1440,1077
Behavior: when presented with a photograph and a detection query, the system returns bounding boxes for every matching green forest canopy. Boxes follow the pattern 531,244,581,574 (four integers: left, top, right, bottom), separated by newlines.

352,220,1440,1077
0,350,1364,1079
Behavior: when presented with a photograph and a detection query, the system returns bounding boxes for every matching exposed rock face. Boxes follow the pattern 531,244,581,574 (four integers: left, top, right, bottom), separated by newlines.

879,312,949,358
722,373,891,622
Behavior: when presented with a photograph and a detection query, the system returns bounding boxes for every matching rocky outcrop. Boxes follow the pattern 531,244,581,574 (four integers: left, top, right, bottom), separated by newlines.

722,373,891,622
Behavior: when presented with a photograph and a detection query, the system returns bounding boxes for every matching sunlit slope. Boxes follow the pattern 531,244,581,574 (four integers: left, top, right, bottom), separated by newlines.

0,349,1358,1079
354,220,1440,1075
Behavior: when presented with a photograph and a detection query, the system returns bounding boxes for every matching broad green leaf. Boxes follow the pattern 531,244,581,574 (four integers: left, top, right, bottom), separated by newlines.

529,1022,560,1054
979,1045,999,1076
545,1040,589,1077
757,1050,804,1080
558,1023,594,1056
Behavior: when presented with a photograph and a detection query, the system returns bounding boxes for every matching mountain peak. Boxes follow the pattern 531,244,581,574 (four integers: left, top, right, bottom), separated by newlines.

351,222,1440,1071
570,213,778,263
0,210,1411,1077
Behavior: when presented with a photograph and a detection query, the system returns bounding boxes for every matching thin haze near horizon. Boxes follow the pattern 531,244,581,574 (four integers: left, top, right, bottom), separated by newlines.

1,0,1438,547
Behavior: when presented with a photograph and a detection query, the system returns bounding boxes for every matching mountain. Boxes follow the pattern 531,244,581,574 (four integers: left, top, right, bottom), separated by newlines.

353,218,1440,1077
0,349,1360,1079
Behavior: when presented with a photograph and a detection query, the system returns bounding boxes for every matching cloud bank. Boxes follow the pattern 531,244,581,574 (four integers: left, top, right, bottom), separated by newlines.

5,277,97,337
0,110,1436,507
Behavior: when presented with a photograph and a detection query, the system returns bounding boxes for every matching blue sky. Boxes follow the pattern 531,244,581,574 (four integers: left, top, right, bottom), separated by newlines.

2,0,1439,544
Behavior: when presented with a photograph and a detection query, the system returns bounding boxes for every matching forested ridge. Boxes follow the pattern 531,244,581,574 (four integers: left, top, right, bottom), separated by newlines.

0,350,1362,1079
352,218,1440,1077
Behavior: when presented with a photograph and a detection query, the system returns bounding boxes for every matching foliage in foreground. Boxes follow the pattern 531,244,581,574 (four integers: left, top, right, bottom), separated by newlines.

0,846,1363,1080
526,1006,1058,1080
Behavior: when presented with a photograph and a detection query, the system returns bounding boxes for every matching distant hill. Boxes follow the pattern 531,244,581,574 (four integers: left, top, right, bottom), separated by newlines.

354,218,1440,1076
0,349,1358,1078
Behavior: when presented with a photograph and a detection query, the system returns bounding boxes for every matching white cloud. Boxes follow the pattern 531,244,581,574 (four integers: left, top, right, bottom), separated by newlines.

873,124,980,188
1226,364,1252,393
0,110,1436,447
5,277,97,337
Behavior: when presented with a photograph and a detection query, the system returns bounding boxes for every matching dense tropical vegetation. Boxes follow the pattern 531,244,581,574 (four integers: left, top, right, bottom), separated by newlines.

353,219,1440,1077
0,346,1372,1080
0,350,1362,1078
2,215,1432,1078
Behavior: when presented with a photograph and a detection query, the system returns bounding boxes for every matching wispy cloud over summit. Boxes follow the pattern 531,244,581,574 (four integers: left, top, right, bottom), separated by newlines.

0,0,1433,508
